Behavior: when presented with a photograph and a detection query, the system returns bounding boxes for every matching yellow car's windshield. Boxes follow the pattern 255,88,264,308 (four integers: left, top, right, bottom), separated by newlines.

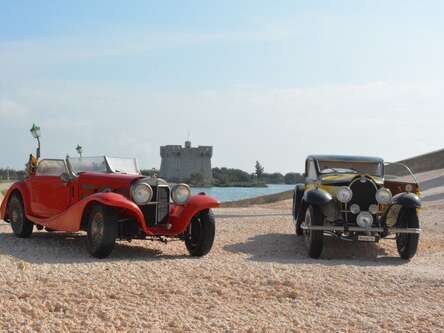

318,160,383,177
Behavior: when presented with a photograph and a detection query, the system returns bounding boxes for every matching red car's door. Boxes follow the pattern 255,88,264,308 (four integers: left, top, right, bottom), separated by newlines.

29,159,72,218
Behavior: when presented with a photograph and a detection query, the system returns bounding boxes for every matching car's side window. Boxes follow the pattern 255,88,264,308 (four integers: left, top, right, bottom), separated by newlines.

36,160,68,177
306,160,317,181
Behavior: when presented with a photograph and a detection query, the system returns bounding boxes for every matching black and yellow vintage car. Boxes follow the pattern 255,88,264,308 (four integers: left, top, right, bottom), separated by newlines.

293,155,421,259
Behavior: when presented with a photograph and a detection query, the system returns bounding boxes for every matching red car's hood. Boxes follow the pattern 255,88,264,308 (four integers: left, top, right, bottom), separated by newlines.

78,172,145,198
79,172,143,183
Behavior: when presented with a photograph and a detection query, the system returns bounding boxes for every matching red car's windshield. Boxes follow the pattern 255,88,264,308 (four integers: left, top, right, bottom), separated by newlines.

68,156,140,175
107,157,139,175
68,157,108,174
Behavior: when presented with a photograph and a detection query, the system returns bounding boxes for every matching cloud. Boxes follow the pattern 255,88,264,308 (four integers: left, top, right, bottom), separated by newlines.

1,79,443,172
0,99,28,118
0,25,294,73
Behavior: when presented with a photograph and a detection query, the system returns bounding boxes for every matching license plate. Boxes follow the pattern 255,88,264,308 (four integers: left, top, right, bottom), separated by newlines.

358,235,376,242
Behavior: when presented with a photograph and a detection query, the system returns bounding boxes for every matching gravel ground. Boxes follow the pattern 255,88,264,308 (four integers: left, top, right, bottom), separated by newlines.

0,199,443,332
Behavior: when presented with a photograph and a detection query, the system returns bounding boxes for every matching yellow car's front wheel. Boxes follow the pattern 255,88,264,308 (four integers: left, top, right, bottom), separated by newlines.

304,205,323,259
396,208,419,260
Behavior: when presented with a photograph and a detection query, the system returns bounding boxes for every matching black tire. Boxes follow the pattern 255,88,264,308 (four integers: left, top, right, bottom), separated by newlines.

396,208,420,260
295,219,303,236
293,185,304,236
185,210,215,257
303,205,323,259
86,204,118,258
294,205,304,236
8,193,33,238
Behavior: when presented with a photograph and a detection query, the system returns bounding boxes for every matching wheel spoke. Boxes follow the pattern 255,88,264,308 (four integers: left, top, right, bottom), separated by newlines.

304,210,312,247
91,213,105,243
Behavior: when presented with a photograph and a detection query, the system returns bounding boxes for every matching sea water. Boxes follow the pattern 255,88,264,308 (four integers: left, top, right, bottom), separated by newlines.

191,184,295,203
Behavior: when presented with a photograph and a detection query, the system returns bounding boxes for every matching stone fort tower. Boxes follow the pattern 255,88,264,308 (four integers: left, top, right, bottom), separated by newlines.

160,141,213,183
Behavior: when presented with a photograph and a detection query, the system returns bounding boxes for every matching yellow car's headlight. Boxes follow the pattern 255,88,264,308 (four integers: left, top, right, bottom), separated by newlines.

337,187,353,203
375,188,392,204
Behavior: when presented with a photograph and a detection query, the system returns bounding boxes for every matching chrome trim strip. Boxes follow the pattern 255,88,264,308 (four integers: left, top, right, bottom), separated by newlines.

300,224,421,234
349,175,378,191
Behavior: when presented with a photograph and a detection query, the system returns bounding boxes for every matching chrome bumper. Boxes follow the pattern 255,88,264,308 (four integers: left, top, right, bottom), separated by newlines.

300,224,421,234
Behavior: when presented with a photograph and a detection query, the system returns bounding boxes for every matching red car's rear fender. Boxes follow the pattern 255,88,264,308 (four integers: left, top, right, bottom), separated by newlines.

166,195,220,235
27,192,151,234
0,182,31,221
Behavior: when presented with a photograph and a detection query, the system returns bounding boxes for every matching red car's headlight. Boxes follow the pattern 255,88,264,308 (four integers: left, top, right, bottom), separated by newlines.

171,184,191,205
131,182,153,205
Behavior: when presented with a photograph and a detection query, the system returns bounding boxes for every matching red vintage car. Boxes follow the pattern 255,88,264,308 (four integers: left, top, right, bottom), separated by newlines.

0,156,219,258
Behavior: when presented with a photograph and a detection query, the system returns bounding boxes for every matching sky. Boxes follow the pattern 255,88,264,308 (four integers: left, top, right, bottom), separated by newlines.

1,0,444,173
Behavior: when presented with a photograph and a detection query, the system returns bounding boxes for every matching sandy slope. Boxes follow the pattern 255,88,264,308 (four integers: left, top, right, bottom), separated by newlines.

0,202,443,332
0,171,443,332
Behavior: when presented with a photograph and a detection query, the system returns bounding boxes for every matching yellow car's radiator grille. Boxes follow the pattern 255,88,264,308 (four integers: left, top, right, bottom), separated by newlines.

349,179,377,212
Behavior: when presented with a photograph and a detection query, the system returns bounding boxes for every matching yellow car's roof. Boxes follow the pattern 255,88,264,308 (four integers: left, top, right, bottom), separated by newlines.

308,155,383,163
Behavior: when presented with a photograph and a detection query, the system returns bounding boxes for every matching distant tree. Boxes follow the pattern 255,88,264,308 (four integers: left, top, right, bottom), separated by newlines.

284,172,305,184
262,172,285,184
140,168,159,177
0,168,26,181
255,161,264,179
212,167,255,186
186,172,205,186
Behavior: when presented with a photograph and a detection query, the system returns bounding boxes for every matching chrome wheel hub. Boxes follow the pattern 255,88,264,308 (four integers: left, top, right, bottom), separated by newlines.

303,209,312,247
91,213,105,243
11,210,19,223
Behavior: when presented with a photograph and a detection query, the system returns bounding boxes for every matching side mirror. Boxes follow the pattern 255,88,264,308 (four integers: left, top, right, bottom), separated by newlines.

60,172,71,184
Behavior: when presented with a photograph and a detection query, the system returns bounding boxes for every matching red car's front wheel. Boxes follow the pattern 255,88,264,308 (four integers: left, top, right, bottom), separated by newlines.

185,210,215,257
86,204,118,259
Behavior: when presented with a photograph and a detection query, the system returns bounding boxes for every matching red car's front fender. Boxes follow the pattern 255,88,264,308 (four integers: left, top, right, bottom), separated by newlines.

28,192,151,234
164,195,220,235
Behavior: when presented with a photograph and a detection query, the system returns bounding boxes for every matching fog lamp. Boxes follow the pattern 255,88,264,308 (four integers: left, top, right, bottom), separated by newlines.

350,204,360,214
356,211,373,228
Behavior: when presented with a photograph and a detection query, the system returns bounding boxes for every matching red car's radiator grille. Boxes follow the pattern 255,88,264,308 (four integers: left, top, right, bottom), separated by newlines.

140,186,170,227
156,186,170,225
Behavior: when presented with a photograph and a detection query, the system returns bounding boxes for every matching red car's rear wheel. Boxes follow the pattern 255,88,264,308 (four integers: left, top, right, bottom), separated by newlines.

8,194,33,238
86,204,118,258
